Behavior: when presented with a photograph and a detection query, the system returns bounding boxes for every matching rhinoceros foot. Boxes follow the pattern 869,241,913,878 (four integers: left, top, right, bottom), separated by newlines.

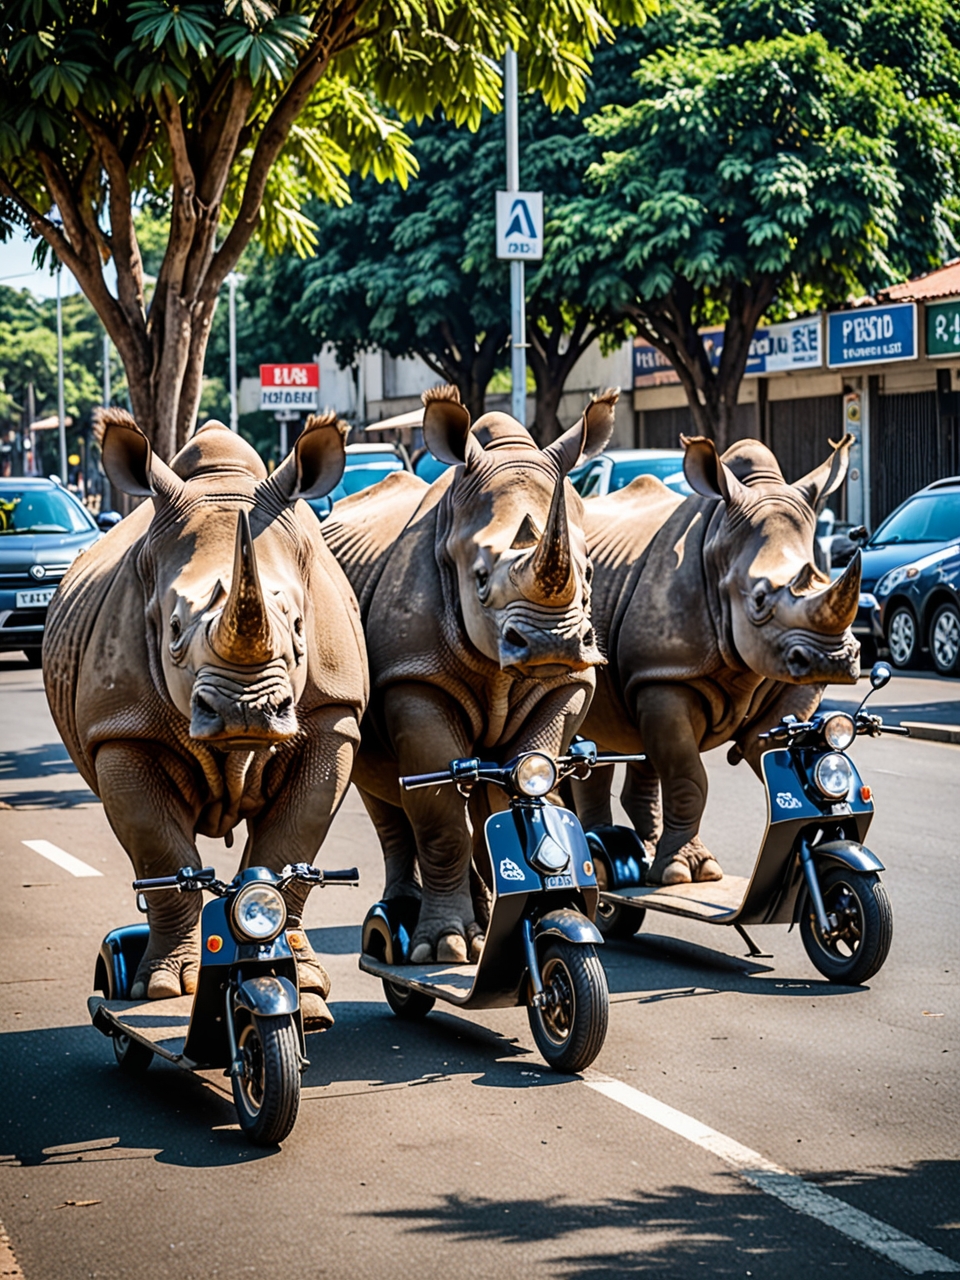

648,837,723,886
286,930,334,1030
409,902,483,964
130,926,201,1001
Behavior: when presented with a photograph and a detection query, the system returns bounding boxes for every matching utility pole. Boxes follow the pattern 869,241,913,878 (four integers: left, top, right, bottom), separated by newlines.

504,47,526,426
56,264,67,483
227,273,241,431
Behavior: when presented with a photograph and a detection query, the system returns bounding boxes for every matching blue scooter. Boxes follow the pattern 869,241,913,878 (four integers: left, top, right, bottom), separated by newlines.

89,862,358,1145
586,663,906,985
359,743,644,1072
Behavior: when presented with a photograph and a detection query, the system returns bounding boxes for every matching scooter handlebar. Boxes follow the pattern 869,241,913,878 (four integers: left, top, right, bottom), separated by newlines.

400,770,454,789
132,874,181,891
318,868,360,883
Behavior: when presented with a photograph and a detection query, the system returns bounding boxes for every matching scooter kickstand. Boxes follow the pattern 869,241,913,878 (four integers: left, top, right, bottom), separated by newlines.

734,924,773,959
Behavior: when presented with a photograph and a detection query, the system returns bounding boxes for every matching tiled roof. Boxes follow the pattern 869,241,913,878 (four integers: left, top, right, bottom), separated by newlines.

881,260,960,302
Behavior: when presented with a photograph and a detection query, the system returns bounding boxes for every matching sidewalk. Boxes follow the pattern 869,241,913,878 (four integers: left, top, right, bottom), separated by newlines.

823,668,960,743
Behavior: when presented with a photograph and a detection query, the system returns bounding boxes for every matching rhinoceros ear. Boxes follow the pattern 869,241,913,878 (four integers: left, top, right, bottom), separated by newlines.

681,435,747,506
273,411,349,501
544,387,619,476
422,384,481,467
792,434,855,514
94,407,183,501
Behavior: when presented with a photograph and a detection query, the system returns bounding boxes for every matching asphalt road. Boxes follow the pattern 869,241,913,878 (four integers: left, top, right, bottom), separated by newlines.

1,655,958,1280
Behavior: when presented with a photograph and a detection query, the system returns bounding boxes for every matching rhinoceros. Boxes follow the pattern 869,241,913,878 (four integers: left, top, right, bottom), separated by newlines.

321,384,616,963
43,410,368,1022
571,433,861,885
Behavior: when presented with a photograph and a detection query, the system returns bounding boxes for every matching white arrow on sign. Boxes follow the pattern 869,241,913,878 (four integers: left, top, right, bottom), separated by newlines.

496,191,544,261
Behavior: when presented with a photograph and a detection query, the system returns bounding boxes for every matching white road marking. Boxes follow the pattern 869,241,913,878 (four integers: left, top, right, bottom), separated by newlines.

584,1071,959,1275
21,840,102,879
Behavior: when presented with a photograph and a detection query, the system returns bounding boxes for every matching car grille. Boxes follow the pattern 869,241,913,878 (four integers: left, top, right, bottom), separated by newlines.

0,565,70,589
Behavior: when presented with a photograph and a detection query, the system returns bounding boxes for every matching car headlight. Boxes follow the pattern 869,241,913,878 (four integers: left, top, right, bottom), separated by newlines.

231,883,286,942
877,566,909,597
514,752,558,797
814,752,853,799
822,712,855,751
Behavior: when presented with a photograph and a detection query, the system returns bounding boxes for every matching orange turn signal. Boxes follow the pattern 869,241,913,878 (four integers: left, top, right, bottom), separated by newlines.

207,934,223,953
583,861,594,877
860,785,872,802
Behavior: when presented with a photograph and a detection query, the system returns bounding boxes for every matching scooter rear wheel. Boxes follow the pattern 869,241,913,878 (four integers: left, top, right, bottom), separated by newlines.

112,1031,153,1074
382,980,436,1020
528,940,609,1073
800,868,893,985
232,1014,301,1146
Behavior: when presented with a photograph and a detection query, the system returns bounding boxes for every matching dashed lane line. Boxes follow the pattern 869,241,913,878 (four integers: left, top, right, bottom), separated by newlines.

21,840,102,879
583,1070,959,1276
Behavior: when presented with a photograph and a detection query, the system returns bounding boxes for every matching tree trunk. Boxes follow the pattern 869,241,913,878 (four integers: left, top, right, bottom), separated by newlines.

527,309,597,447
416,320,508,425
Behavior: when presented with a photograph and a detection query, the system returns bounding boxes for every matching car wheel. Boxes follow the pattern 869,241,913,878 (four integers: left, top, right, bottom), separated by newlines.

929,602,960,676
885,605,918,669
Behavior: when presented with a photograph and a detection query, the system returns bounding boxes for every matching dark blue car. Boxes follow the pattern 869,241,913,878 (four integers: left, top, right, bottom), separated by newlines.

854,477,960,671
0,478,101,665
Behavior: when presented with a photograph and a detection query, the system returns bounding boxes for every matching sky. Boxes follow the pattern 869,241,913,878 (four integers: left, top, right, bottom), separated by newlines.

0,233,82,299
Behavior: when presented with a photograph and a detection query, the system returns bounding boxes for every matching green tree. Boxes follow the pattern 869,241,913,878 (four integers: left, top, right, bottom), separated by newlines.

551,0,960,450
0,0,649,460
296,34,647,441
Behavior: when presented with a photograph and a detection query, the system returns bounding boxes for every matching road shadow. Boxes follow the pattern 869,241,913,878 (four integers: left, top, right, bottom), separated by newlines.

306,924,362,956
600,933,864,1000
0,1023,275,1169
0,741,74,781
0,741,97,807
0,786,99,808
359,1161,960,1277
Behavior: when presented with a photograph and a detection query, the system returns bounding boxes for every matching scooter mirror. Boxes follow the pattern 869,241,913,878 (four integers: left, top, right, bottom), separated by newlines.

870,661,892,691
136,892,148,914
569,739,598,761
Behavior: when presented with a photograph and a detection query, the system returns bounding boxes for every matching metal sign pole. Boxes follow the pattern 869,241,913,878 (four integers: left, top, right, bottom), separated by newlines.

505,48,526,426
56,264,68,483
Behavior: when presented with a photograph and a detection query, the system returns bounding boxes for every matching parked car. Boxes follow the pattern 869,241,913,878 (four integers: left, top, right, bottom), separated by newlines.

850,477,960,668
871,540,960,673
569,449,692,498
307,442,410,520
0,477,102,665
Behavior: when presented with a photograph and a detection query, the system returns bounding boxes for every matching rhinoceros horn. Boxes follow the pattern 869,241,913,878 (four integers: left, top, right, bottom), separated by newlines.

210,510,274,665
515,472,577,606
793,549,862,635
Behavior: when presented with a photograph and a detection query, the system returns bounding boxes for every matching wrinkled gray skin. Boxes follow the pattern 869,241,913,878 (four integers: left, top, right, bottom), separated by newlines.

322,384,616,962
572,434,862,885
43,411,368,1021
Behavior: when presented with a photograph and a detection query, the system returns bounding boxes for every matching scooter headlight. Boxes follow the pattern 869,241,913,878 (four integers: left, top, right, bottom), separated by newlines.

822,712,855,751
514,752,558,797
231,883,286,942
814,752,853,799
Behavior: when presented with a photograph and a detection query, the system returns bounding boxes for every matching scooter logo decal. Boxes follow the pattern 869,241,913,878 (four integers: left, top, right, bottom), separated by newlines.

499,858,526,881
775,792,803,810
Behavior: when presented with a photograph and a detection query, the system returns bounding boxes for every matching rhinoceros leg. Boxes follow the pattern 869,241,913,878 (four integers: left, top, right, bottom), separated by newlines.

619,760,663,862
635,684,723,885
238,706,360,1027
94,741,203,999
381,683,480,965
357,788,422,902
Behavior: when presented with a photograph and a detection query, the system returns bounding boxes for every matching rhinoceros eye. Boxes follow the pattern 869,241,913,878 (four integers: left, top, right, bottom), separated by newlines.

475,566,490,602
170,614,182,641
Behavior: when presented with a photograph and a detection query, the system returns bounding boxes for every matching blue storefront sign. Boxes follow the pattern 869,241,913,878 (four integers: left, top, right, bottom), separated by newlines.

634,316,822,388
827,303,917,368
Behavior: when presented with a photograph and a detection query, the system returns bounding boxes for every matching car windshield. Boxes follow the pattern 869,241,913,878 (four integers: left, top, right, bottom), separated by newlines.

323,455,405,503
611,457,691,494
869,492,960,547
0,488,93,534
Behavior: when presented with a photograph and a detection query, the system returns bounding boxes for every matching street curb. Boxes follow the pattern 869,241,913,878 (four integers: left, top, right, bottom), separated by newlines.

901,721,960,744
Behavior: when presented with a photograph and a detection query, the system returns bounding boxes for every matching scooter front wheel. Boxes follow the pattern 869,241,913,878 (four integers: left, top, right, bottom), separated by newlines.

382,980,436,1020
232,1014,301,1146
528,940,609,1073
800,868,893,985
